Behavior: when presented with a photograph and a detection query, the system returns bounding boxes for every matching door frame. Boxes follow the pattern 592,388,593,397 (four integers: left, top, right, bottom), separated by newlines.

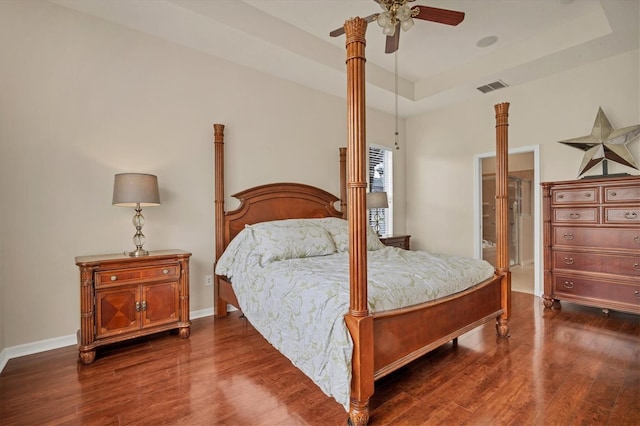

473,144,542,296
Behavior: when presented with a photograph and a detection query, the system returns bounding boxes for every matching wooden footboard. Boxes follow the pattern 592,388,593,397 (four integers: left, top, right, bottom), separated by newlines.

372,275,503,379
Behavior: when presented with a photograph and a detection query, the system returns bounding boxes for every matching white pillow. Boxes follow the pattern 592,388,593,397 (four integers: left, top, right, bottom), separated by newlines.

248,219,337,266
314,217,384,252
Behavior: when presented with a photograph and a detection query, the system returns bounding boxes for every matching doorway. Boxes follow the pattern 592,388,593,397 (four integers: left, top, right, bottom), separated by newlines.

474,146,541,295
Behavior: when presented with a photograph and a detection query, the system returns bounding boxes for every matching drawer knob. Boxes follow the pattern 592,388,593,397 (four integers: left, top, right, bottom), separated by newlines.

569,213,580,219
610,191,617,197
635,236,640,244
585,192,591,197
563,281,575,289
110,275,117,281
558,194,564,199
633,263,640,271
163,269,169,274
563,233,574,240
635,291,640,298
563,257,574,265
624,211,638,220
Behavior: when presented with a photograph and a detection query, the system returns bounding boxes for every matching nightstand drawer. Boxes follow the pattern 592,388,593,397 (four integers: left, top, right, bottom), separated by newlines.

379,235,410,250
96,264,179,287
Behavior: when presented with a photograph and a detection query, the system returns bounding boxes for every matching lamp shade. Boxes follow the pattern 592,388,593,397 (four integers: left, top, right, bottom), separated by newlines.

366,191,388,209
112,173,160,207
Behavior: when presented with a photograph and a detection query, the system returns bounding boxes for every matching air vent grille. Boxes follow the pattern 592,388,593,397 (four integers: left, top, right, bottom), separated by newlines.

477,80,508,94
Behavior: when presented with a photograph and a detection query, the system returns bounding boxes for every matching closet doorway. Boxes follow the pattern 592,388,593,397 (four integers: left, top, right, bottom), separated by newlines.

474,146,540,295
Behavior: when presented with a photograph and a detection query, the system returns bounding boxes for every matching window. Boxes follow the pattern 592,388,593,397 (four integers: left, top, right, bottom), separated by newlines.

368,144,393,236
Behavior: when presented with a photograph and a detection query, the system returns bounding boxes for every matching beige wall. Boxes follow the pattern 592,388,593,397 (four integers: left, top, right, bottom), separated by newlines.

0,0,405,351
406,49,639,259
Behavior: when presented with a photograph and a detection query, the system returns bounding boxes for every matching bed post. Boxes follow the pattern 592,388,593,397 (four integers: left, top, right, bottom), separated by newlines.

213,123,227,318
343,17,374,426
494,103,511,337
340,147,348,218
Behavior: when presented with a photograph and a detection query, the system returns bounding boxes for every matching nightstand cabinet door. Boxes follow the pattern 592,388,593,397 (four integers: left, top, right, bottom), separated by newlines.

96,286,139,338
142,281,179,328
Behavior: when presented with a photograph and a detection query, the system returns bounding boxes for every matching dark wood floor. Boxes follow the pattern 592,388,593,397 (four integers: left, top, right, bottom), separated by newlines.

1,292,638,425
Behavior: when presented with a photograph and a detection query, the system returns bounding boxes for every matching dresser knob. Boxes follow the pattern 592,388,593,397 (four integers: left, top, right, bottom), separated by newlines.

610,191,617,197
624,211,638,220
585,192,591,197
563,281,574,289
633,263,640,271
563,257,574,265
563,233,574,240
558,194,564,199
635,290,640,298
110,275,117,281
635,236,640,243
163,269,169,274
569,213,580,219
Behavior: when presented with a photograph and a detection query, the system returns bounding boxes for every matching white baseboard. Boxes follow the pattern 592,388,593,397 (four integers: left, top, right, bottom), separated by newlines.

0,308,215,374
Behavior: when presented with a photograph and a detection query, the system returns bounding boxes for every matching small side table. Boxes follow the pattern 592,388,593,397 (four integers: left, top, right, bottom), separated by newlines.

75,249,191,364
379,235,411,250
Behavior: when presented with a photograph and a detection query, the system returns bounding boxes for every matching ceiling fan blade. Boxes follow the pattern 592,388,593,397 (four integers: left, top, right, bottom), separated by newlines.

413,6,465,26
330,13,378,37
385,24,401,54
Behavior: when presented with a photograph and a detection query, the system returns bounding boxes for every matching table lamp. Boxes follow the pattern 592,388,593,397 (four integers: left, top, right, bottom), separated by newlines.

112,173,160,256
366,191,388,236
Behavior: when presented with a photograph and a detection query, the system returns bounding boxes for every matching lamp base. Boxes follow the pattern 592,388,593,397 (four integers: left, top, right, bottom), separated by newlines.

126,248,149,257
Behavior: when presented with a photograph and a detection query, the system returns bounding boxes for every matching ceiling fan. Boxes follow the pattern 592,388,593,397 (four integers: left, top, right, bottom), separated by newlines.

330,0,465,54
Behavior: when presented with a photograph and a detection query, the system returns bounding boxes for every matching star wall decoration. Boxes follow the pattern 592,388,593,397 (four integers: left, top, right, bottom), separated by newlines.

559,107,640,177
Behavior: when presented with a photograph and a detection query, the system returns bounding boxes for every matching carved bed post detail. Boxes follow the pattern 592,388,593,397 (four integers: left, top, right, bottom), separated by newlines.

494,103,511,337
344,17,374,426
213,123,227,318
340,147,348,218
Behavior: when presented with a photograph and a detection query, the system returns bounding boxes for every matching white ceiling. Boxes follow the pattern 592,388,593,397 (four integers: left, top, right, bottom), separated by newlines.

51,0,639,117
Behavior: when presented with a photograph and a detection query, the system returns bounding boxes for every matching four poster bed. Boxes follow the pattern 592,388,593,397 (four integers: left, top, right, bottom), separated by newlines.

213,18,511,426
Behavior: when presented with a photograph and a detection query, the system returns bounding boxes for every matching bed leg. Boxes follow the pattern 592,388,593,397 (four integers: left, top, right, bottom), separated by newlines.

348,400,369,426
496,317,509,337
452,337,458,346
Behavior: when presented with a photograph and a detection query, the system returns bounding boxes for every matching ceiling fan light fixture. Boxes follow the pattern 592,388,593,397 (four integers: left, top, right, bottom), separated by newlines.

377,11,391,27
401,17,414,31
383,22,397,36
396,4,412,21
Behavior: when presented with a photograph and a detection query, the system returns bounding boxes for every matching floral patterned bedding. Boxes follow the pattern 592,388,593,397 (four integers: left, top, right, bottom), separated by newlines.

215,218,495,410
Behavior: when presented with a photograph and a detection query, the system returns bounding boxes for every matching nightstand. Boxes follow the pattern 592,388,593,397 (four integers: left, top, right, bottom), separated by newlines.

75,249,192,364
379,235,411,250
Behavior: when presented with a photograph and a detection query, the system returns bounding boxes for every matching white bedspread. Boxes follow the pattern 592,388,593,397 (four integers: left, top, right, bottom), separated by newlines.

215,219,495,410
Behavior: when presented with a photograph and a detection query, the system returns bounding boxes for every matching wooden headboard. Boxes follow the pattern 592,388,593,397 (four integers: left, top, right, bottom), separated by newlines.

223,182,343,245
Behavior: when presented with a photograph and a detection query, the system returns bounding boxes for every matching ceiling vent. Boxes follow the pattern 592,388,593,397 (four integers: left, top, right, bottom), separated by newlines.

477,80,509,94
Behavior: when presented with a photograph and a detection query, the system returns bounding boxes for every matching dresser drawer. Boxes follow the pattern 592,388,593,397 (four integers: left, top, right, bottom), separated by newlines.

604,185,640,203
552,208,598,223
553,274,640,307
553,227,640,251
604,208,640,224
96,264,180,286
553,251,640,277
553,187,598,204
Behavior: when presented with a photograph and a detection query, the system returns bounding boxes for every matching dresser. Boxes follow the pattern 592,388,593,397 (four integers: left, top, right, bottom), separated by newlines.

75,250,192,364
379,234,411,250
542,176,639,315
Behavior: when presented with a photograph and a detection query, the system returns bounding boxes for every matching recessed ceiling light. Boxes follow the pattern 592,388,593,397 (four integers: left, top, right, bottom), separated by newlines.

476,35,498,48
